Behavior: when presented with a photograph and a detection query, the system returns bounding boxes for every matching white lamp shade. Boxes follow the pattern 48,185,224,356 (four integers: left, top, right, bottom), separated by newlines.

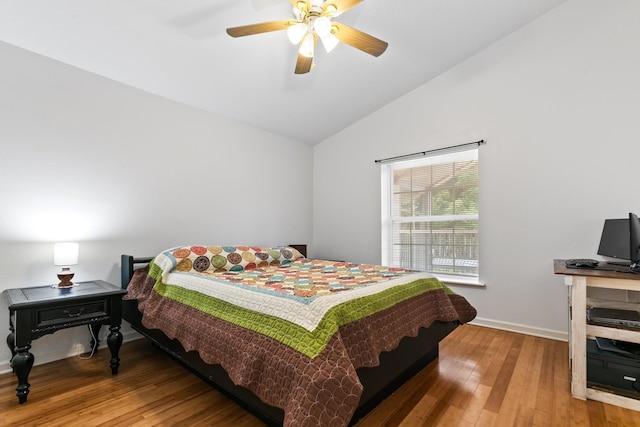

287,23,307,45
299,33,315,58
314,16,331,38
320,33,340,53
54,242,79,266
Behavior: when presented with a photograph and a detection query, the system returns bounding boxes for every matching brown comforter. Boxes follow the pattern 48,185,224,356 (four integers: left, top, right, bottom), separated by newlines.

126,265,476,426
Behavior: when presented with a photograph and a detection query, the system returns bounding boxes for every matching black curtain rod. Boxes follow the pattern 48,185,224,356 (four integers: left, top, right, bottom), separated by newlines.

374,139,485,164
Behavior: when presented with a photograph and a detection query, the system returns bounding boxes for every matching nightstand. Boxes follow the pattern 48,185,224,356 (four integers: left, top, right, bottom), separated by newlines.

2,280,127,404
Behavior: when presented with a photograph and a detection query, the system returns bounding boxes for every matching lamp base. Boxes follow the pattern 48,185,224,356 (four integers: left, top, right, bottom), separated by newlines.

57,268,75,288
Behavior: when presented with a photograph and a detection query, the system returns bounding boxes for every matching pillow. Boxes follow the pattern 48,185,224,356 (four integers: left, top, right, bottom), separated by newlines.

171,245,304,273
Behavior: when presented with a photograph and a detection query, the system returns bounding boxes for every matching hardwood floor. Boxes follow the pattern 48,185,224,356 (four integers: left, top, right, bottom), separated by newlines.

1,325,638,426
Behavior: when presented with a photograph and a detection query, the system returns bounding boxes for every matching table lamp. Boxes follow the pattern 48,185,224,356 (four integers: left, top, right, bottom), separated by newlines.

53,242,79,288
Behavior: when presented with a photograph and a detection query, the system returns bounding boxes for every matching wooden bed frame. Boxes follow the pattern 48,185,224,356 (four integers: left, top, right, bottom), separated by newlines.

120,254,459,426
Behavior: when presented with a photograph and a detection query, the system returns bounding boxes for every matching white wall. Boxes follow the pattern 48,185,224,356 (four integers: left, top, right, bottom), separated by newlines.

0,41,313,371
313,0,640,337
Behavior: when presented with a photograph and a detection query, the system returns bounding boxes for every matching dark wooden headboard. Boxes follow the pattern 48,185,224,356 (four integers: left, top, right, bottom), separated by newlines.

121,254,154,289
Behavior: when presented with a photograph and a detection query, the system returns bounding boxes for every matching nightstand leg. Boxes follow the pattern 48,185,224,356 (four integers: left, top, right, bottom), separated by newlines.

11,345,34,404
107,325,122,374
7,315,16,363
6,330,16,361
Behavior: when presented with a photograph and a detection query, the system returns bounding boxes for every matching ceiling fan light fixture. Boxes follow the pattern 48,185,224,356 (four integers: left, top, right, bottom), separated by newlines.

299,33,315,58
314,16,332,38
324,3,338,16
287,22,308,44
295,1,309,13
320,33,339,53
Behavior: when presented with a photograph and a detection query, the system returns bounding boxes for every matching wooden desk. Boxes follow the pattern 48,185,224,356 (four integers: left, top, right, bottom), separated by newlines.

554,260,640,411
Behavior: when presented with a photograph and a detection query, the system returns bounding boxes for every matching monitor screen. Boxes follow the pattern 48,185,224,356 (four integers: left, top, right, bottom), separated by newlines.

597,218,630,261
630,212,640,266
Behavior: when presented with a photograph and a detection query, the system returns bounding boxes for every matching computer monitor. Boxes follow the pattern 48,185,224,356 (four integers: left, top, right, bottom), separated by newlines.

597,218,631,265
630,212,640,269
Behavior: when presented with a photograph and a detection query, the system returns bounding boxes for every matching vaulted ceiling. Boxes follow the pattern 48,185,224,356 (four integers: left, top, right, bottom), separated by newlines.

0,0,567,144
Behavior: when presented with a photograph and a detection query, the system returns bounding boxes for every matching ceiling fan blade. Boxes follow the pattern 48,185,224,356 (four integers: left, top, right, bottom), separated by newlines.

226,19,293,37
295,53,314,74
331,22,388,57
295,33,316,74
325,0,363,17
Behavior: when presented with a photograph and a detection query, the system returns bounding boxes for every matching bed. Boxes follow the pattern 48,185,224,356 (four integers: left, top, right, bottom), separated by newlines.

120,246,476,426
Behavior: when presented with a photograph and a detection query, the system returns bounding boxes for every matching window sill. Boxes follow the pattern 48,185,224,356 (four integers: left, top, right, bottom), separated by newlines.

432,274,485,288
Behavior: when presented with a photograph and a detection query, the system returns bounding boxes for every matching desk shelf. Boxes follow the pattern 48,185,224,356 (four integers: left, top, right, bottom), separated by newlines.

586,324,640,343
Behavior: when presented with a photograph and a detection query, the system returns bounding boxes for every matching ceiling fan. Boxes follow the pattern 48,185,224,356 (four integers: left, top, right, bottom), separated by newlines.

226,0,388,74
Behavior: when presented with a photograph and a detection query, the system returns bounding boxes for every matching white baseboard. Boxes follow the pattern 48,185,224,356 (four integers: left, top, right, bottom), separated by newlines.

470,317,568,342
0,329,142,375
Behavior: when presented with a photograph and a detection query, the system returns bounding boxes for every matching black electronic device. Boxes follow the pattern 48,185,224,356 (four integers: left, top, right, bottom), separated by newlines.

630,212,640,273
587,307,640,329
566,258,600,269
595,337,640,358
596,213,640,273
597,218,631,265
588,338,640,397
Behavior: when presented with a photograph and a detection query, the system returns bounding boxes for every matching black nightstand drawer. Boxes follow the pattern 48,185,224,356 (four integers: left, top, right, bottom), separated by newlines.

36,301,108,328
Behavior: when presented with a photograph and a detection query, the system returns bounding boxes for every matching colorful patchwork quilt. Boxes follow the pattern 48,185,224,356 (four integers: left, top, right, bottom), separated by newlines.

126,245,477,426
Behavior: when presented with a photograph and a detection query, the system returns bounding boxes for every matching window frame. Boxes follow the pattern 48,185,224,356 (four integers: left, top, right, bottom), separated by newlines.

381,147,482,286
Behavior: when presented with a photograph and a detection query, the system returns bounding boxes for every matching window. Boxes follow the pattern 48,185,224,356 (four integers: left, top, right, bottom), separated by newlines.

381,148,479,281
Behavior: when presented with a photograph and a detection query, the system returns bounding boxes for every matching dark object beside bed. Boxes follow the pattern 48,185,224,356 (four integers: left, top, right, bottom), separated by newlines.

120,254,462,426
